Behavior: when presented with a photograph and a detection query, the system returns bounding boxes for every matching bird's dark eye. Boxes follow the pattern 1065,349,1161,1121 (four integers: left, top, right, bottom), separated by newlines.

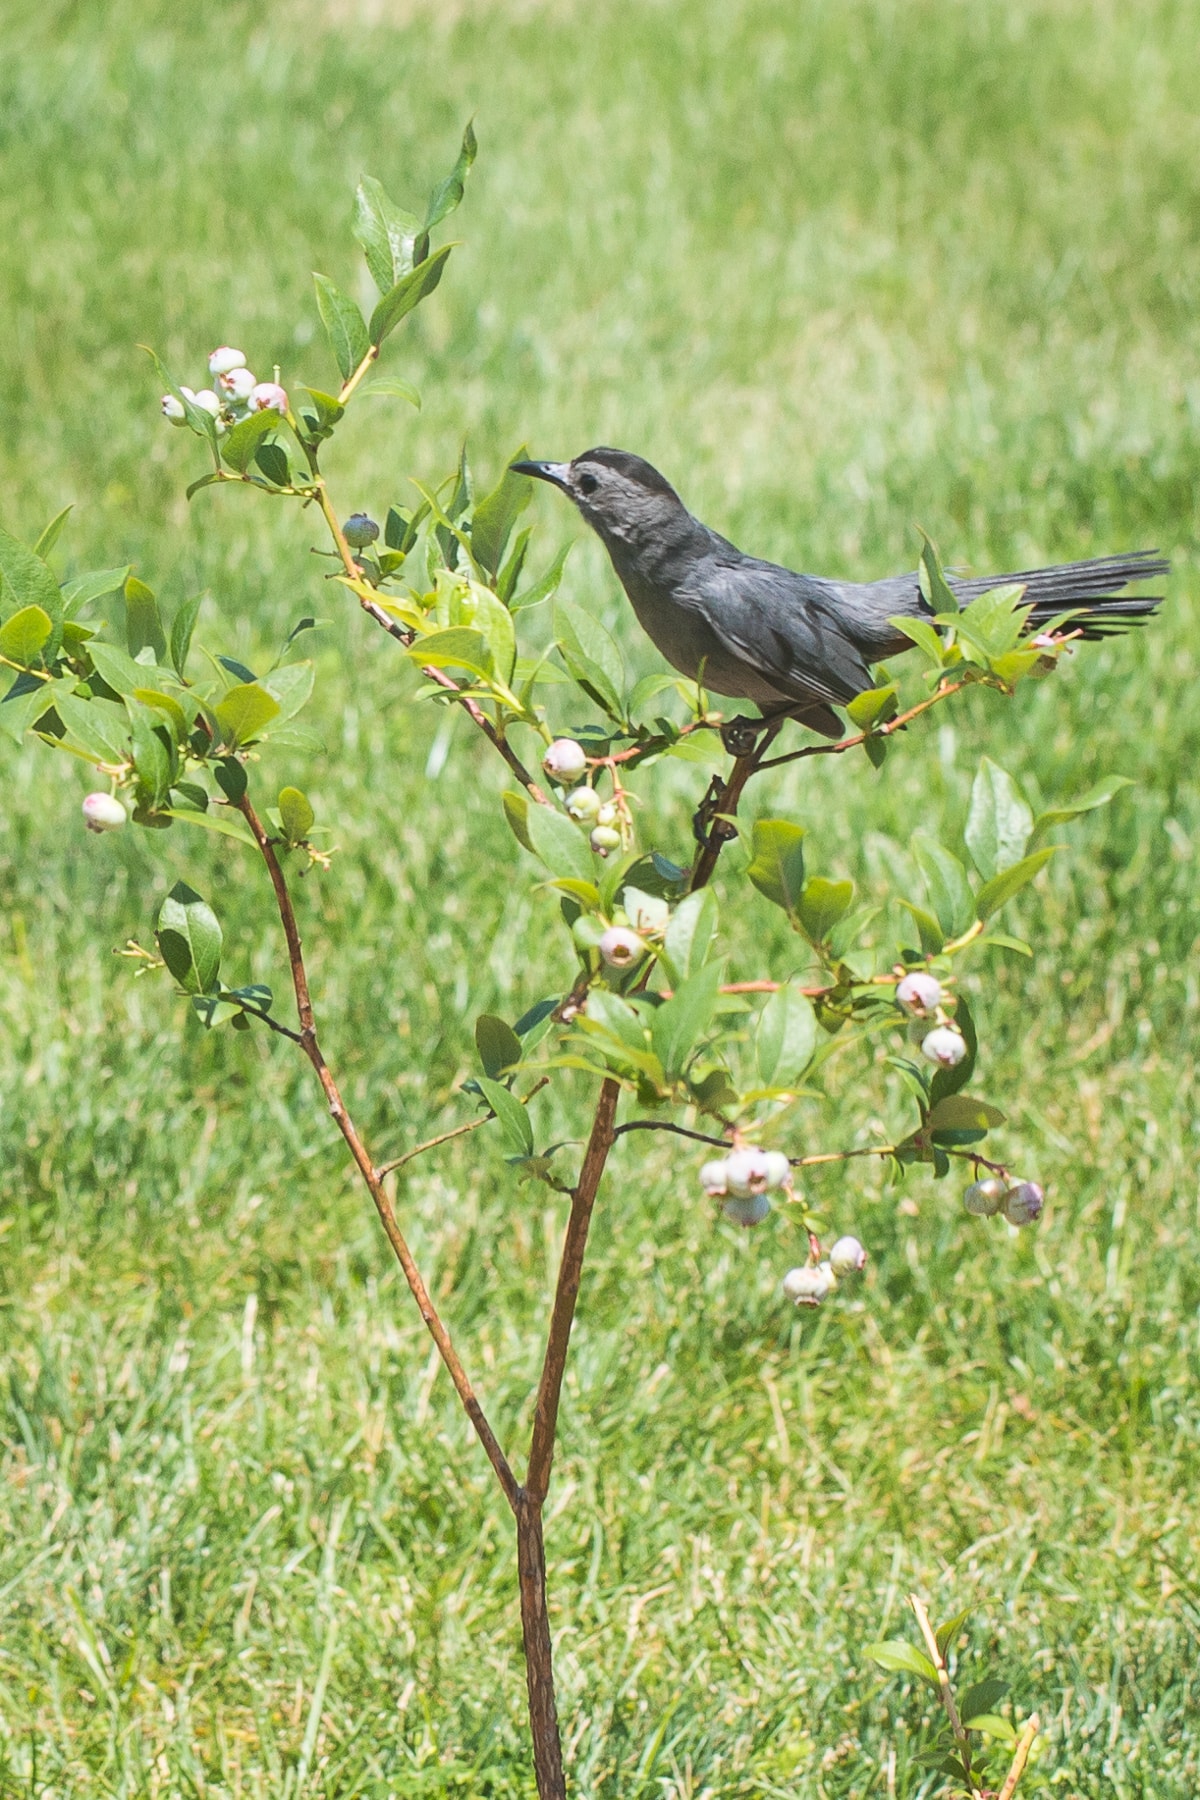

576,471,598,496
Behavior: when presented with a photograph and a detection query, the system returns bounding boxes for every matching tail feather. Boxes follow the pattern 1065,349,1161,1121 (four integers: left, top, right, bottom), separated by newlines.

950,550,1168,640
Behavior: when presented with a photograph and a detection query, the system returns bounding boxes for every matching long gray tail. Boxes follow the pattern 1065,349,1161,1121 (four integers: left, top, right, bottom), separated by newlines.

950,550,1168,639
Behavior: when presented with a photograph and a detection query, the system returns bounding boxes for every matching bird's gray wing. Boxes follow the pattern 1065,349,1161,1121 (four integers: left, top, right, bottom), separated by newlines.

679,556,880,709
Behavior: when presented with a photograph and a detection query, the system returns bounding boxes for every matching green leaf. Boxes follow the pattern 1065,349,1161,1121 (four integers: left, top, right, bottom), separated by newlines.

157,881,222,995
55,693,130,764
913,834,975,938
261,660,315,724
864,1641,939,1688
896,898,945,955
1031,775,1134,839
553,598,626,719
353,174,422,293
132,687,191,742
0,672,68,742
123,575,167,663
756,985,819,1087
313,273,369,382
160,808,256,848
965,757,1033,880
953,584,1026,660
0,605,52,665
221,409,280,475
33,504,72,561
959,1678,1009,1722
918,528,959,614
930,993,978,1105
409,626,491,679
129,704,172,807
256,443,292,486
141,345,219,450
662,888,718,984
424,120,478,231
527,803,595,884
475,1074,534,1157
974,847,1056,920
652,962,722,1080
169,594,203,679
502,789,534,852
964,1714,1017,1745
845,682,898,729
0,524,62,635
584,989,648,1051
797,876,854,943
368,245,454,348
511,542,571,612
214,682,281,748
362,377,421,409
60,566,130,616
934,1607,971,1660
88,640,172,698
927,1094,1005,1132
462,585,516,685
888,613,946,666
471,450,532,578
278,786,314,843
747,820,806,915
475,1014,523,1080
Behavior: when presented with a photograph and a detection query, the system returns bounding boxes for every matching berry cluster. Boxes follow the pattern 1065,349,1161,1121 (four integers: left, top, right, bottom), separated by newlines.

963,1174,1044,1226
696,1150,867,1307
896,971,967,1069
161,346,288,435
542,738,629,857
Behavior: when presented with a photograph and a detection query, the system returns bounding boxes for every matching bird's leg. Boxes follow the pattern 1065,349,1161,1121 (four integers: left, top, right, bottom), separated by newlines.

719,704,792,759
692,774,729,847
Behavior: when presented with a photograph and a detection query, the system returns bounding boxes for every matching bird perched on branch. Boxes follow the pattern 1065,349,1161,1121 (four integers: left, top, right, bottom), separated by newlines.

511,448,1167,738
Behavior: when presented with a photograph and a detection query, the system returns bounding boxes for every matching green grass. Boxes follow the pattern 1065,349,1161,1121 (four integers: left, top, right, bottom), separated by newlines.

2,0,1200,1792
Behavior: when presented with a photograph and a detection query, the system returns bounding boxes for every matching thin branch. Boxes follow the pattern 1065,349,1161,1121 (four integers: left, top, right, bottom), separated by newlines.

759,678,968,772
525,1076,620,1503
237,792,519,1512
998,1715,1040,1800
909,1595,980,1799
688,717,783,891
613,1119,729,1148
376,1077,550,1178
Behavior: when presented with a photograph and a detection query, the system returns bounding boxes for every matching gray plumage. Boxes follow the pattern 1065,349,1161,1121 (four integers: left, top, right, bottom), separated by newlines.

511,447,1167,738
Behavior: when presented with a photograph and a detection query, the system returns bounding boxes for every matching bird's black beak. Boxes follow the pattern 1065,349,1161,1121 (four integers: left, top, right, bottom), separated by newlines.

510,459,572,490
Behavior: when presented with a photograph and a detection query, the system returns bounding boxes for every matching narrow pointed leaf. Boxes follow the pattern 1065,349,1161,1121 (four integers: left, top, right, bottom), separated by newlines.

313,273,369,381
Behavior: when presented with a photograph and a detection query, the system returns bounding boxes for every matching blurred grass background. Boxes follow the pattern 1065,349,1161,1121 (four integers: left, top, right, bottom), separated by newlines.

2,0,1199,1793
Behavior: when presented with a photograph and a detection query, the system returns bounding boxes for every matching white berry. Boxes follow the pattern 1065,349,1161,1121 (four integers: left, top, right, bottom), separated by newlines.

82,792,127,833
542,739,588,781
829,1235,867,1276
921,1025,966,1068
208,346,247,375
598,927,645,969
896,971,943,1017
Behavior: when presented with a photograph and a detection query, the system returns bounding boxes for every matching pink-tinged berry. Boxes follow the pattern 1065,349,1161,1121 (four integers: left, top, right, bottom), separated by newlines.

699,1158,729,1195
783,1263,836,1305
217,366,257,403
896,971,942,1017
963,1176,1008,1217
829,1235,867,1276
342,513,379,548
161,394,187,424
249,381,288,415
208,346,247,376
192,389,222,417
921,1025,966,1068
723,1192,771,1227
542,738,588,781
598,926,645,969
82,792,127,833
1003,1180,1044,1226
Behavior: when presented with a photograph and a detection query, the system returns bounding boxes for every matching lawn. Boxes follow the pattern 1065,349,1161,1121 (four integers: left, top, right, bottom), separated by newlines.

1,0,1199,1793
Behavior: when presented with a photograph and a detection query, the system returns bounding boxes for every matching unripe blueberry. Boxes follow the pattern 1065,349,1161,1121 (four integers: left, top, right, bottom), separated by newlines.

625,890,670,934
82,792,127,833
963,1176,1008,1217
192,388,222,417
543,738,588,781
896,971,943,1017
699,1158,729,1195
829,1235,867,1276
596,802,618,827
921,1025,966,1068
783,1262,836,1305
723,1192,771,1227
566,786,602,823
208,346,247,376
590,824,622,855
762,1150,791,1191
724,1147,772,1198
342,512,380,548
249,381,288,415
217,366,257,403
161,394,187,425
1003,1180,1044,1227
598,926,645,969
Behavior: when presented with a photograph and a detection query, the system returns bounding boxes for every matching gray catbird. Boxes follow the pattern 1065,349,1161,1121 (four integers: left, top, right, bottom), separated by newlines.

511,448,1166,737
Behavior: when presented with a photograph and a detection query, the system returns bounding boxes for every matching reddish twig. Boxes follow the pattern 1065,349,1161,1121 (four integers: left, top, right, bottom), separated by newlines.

238,793,519,1511
759,678,968,771
375,1077,550,1178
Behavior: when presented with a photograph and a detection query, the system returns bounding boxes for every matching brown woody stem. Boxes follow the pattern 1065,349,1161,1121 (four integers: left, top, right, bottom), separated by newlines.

238,793,519,1512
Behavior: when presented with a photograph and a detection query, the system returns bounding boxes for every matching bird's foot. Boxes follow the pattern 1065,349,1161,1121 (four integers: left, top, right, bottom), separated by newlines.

720,716,765,757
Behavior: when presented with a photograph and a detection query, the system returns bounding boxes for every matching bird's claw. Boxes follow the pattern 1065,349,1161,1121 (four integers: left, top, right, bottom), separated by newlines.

720,718,763,757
